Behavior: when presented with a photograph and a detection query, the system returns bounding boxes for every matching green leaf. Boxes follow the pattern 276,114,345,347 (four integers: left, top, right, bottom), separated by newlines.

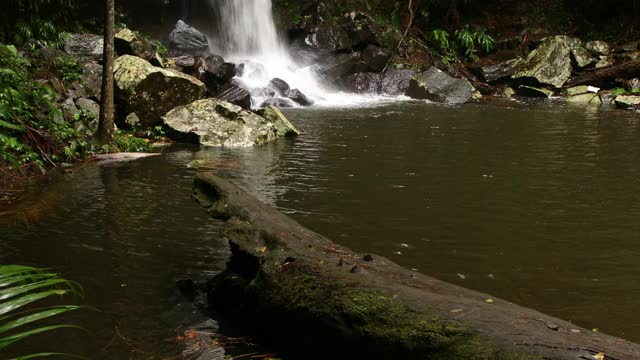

0,289,69,317
0,306,81,334
0,324,82,349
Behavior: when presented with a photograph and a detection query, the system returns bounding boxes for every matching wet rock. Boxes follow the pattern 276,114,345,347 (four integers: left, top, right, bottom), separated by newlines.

75,98,100,118
162,98,280,147
81,62,103,100
64,33,103,63
168,20,210,56
195,55,237,94
567,93,601,105
216,85,252,109
250,87,276,99
285,88,314,106
321,53,367,83
512,35,577,88
268,78,291,95
585,40,611,57
615,95,640,109
115,28,160,66
305,24,352,52
360,45,391,73
625,78,640,92
599,90,617,105
114,55,206,127
260,98,295,108
571,46,596,68
256,105,301,137
342,72,381,94
566,85,600,97
406,67,476,104
380,69,416,95
480,58,525,83
343,12,378,49
516,85,554,98
171,55,196,69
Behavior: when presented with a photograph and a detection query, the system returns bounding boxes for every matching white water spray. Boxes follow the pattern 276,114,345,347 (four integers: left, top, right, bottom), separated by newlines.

205,0,400,107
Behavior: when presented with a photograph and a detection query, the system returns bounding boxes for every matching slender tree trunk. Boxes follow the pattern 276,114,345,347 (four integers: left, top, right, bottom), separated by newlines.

98,0,115,144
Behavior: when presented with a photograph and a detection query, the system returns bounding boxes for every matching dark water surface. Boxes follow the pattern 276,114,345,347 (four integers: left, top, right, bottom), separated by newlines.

2,101,640,357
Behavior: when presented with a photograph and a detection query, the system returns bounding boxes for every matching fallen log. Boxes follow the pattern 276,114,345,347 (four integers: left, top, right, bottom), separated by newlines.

566,59,640,87
193,173,640,360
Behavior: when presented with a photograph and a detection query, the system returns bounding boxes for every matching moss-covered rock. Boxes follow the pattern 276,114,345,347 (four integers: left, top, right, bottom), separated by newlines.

114,55,205,127
513,35,578,88
162,98,288,147
256,105,300,137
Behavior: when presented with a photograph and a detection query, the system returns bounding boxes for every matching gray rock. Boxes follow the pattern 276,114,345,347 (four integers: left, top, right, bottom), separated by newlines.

567,93,601,105
571,46,596,68
615,95,640,109
162,99,285,147
168,20,210,56
342,72,381,94
595,56,613,68
64,33,103,63
625,78,640,92
285,88,314,106
585,40,611,56
216,85,252,109
260,98,295,108
125,113,141,127
360,45,391,73
256,105,301,137
171,55,196,69
268,78,291,95
405,67,476,104
114,55,206,127
81,62,103,100
599,91,617,105
516,86,554,98
343,12,378,48
481,58,525,83
566,85,600,97
380,69,416,95
195,55,236,93
75,98,100,118
513,35,577,88
321,53,367,83
305,24,352,52
62,98,78,120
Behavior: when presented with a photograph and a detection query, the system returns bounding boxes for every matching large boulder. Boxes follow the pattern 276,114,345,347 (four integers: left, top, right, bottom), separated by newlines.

168,20,210,56
256,106,301,137
285,89,314,106
115,28,162,66
342,72,381,94
194,55,236,94
81,62,103,100
305,24,352,52
342,12,378,49
585,40,611,57
64,33,103,63
162,99,295,147
481,58,524,83
114,55,206,127
615,95,640,109
360,45,391,73
513,35,578,88
321,53,368,83
406,67,477,104
342,69,416,95
268,78,291,95
571,46,596,68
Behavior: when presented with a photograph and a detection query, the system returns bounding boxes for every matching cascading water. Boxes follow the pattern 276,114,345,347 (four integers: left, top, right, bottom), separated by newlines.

203,0,400,107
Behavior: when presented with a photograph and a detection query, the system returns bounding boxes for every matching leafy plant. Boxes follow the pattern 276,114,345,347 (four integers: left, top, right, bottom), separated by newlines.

0,265,85,359
611,87,628,96
55,55,82,83
430,26,494,64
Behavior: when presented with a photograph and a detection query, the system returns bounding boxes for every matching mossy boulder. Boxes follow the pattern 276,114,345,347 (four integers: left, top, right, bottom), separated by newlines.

114,55,205,127
115,28,163,67
406,67,477,104
615,95,640,109
64,33,104,63
162,98,296,147
256,105,300,137
513,35,578,88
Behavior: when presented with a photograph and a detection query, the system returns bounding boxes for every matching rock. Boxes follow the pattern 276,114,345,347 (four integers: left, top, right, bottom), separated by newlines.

260,98,295,108
360,45,391,73
62,98,78,120
585,40,611,57
480,58,525,83
516,85,554,98
571,46,596,68
195,55,236,94
81,62,103,100
503,87,516,98
250,87,276,99
566,85,600,97
513,35,577,88
342,72,381,94
599,91,617,105
285,88,314,106
615,95,640,109
115,28,158,65
343,12,377,49
114,55,206,127
162,99,279,147
321,53,367,83
615,41,639,53
171,55,196,69
268,78,291,95
75,98,100,117
125,113,141,127
256,106,300,137
64,33,103,63
216,85,252,109
405,67,476,104
625,78,640,92
618,51,640,62
567,93,602,105
305,24,352,52
380,69,416,95
168,20,210,56
595,56,614,68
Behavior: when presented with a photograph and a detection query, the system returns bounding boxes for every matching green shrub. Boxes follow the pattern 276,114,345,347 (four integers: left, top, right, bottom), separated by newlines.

54,54,82,83
429,26,494,64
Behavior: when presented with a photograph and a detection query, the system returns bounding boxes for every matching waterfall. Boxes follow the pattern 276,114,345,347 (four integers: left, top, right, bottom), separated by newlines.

203,0,399,107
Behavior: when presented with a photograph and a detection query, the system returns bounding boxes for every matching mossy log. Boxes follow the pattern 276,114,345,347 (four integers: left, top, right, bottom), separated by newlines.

193,173,640,360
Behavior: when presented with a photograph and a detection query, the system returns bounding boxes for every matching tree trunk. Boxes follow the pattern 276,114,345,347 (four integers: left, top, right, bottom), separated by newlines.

565,59,640,87
98,0,115,144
